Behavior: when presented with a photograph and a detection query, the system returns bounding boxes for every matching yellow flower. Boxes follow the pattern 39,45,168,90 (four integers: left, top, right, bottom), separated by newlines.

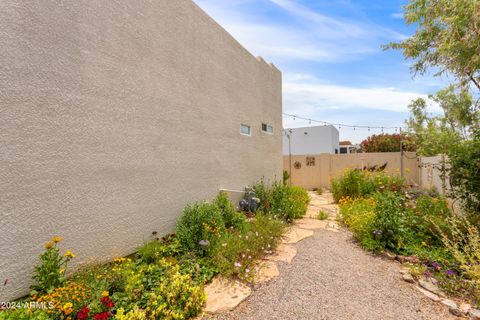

59,268,65,274
44,242,54,249
102,291,109,297
63,302,73,310
64,250,75,259
51,236,63,243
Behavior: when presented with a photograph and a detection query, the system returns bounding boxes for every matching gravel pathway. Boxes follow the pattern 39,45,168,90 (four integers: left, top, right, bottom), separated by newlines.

209,195,456,320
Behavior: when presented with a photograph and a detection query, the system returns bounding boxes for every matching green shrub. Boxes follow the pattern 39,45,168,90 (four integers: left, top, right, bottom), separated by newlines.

371,192,412,252
331,170,376,203
412,195,452,246
316,210,329,220
252,181,309,222
270,183,309,222
448,130,480,215
144,266,205,320
176,202,225,253
214,192,246,230
316,188,323,196
331,170,406,203
136,238,183,264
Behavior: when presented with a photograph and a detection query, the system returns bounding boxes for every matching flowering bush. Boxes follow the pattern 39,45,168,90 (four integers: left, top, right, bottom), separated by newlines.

31,237,75,295
208,214,285,281
33,282,91,319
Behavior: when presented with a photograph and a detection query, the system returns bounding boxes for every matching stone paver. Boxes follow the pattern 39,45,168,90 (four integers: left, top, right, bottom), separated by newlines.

254,261,280,284
208,192,456,320
283,226,314,244
204,277,252,314
266,244,297,263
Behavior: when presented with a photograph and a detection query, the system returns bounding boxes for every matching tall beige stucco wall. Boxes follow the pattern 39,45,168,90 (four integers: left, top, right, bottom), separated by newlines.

284,152,420,190
0,0,282,300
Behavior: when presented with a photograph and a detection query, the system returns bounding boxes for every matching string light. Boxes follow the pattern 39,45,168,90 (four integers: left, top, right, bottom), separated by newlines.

282,113,404,131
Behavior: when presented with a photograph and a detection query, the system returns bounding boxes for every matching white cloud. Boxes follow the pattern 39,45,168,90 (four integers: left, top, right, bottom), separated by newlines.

391,12,404,19
282,73,440,116
194,0,408,63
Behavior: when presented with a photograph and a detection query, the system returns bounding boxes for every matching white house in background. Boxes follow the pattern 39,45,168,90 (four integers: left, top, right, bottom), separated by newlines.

339,141,357,154
283,125,340,155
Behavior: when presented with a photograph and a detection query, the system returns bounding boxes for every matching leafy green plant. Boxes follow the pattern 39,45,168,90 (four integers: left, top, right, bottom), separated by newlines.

31,237,75,295
316,188,323,196
371,192,412,252
331,170,406,203
448,130,480,215
144,266,205,320
214,192,246,230
0,309,51,320
316,210,329,220
136,238,183,264
176,202,225,253
252,181,309,222
339,197,382,251
115,306,147,320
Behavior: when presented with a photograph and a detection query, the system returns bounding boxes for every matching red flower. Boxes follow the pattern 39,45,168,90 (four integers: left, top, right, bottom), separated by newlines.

100,296,115,309
93,312,110,320
76,307,90,320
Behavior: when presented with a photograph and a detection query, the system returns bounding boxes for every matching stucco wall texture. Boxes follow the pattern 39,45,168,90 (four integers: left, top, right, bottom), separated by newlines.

0,0,282,300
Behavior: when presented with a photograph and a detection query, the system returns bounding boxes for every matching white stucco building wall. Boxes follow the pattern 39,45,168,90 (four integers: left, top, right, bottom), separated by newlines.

283,126,340,155
0,0,282,300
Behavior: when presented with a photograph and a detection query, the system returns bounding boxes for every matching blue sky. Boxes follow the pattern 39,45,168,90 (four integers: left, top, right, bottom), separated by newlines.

194,0,448,143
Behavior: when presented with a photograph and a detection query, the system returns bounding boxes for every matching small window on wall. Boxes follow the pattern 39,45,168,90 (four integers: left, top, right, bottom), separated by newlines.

240,124,251,136
261,123,273,134
306,157,315,166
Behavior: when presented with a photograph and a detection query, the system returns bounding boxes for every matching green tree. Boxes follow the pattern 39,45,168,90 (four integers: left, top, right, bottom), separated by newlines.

387,0,480,215
386,0,480,93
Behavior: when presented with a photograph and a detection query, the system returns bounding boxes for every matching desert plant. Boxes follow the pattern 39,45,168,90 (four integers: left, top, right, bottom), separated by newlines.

176,202,225,253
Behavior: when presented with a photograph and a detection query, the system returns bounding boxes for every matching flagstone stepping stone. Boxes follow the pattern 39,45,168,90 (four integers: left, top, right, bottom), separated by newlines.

204,277,252,314
254,261,280,284
416,286,441,302
266,244,297,263
325,221,341,232
283,226,314,244
295,218,329,230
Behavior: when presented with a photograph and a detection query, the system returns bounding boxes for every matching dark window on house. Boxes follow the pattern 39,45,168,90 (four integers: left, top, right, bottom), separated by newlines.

306,157,315,166
262,123,273,134
340,147,348,154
